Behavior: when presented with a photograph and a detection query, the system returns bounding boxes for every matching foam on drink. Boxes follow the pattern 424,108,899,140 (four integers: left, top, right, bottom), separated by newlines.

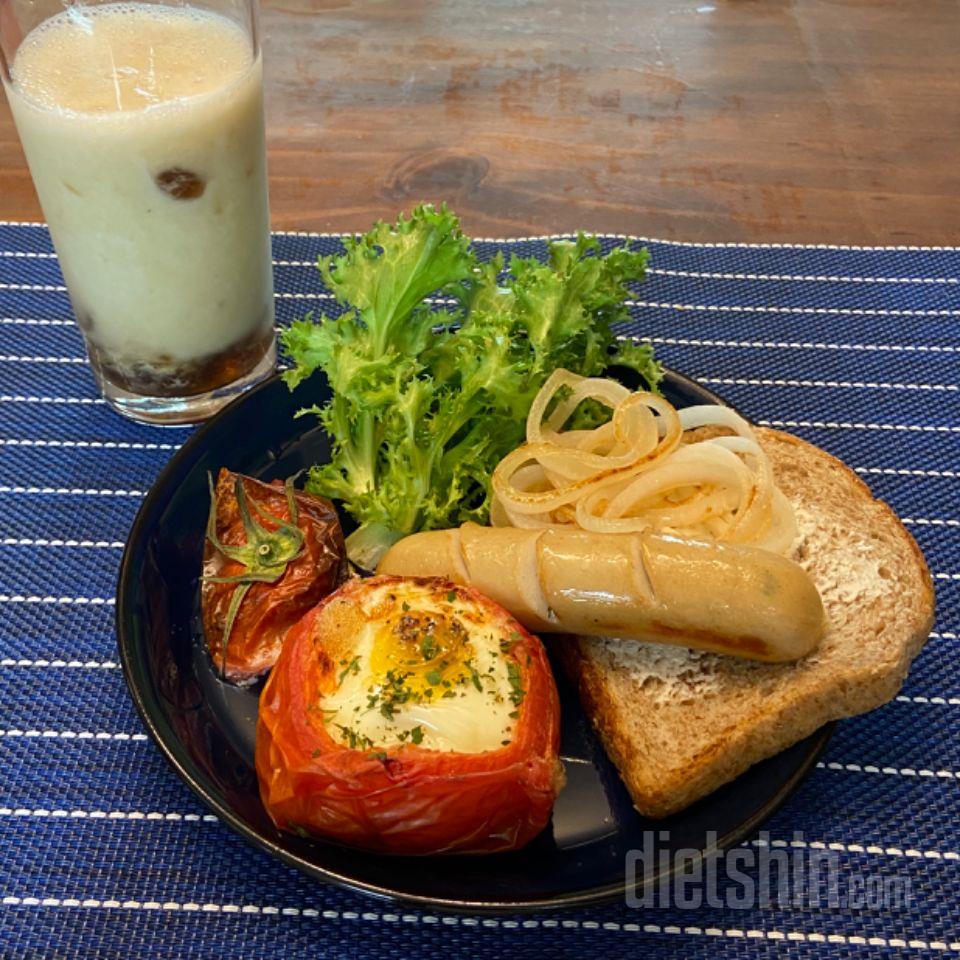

7,4,274,399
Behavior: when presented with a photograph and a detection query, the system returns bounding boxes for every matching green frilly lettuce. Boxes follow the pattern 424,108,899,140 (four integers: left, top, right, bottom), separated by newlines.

281,204,661,568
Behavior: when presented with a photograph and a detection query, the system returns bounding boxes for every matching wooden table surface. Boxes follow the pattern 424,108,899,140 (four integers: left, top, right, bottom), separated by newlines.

2,0,958,242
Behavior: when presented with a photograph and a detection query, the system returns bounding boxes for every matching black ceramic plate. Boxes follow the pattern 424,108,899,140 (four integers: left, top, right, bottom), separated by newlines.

117,368,832,913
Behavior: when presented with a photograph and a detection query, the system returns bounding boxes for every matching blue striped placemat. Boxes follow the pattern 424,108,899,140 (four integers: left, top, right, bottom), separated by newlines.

0,221,957,959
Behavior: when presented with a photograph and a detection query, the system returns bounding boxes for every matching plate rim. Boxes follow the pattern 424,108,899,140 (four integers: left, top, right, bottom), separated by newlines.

116,367,834,914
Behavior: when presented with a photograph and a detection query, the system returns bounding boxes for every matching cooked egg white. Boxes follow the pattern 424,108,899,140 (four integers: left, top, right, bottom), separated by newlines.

322,580,518,753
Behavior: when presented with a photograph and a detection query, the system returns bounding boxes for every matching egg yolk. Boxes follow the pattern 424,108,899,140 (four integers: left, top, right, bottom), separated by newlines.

321,582,520,753
369,610,473,697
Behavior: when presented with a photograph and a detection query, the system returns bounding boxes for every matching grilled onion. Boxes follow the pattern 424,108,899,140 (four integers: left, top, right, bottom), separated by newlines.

490,370,797,554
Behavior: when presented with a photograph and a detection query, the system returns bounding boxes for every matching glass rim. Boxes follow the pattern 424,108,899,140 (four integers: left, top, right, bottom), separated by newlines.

0,0,262,85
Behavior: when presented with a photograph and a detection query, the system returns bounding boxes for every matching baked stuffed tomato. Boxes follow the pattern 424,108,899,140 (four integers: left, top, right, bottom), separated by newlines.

255,575,563,855
202,469,348,682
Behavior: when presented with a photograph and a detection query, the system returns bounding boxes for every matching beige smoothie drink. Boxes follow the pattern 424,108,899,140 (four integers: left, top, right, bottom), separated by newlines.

5,3,274,410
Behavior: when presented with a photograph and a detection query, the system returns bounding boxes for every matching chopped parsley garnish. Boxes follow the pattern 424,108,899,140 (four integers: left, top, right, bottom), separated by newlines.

369,668,414,720
420,635,439,660
410,725,424,745
446,590,457,603
506,660,525,707
466,660,483,692
336,724,374,751
425,669,442,686
337,655,361,685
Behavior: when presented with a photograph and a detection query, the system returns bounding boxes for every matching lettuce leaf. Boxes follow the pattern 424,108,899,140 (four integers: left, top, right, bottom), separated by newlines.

281,204,661,567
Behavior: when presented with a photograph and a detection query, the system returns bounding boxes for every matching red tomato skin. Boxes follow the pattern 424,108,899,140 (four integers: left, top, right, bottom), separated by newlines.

255,576,563,855
201,470,348,681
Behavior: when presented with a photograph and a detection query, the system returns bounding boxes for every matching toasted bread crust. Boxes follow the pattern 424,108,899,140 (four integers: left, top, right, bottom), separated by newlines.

562,428,936,819
755,429,935,662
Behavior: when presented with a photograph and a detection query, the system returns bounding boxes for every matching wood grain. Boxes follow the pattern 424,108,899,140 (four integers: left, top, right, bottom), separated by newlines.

2,0,958,242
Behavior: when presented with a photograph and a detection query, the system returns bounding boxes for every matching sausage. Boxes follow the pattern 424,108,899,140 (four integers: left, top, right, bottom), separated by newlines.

378,523,824,662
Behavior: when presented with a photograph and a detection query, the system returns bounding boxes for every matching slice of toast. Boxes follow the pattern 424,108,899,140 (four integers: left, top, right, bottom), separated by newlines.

559,428,936,819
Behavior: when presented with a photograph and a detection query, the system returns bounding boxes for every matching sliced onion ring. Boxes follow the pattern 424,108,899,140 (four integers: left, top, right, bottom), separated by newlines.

491,370,799,554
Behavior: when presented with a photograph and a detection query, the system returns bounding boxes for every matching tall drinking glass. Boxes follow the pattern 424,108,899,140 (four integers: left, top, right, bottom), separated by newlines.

1,0,275,424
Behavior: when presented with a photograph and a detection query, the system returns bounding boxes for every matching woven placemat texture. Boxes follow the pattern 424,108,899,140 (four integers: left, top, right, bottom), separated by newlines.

0,223,957,959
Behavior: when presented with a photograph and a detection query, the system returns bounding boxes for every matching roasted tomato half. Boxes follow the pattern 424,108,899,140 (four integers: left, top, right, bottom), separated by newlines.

255,575,563,855
201,469,348,682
